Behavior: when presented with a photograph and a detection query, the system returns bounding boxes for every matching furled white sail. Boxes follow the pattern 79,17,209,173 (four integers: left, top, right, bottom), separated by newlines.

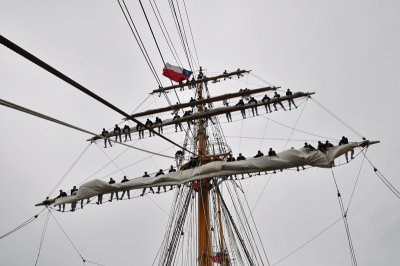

40,140,376,207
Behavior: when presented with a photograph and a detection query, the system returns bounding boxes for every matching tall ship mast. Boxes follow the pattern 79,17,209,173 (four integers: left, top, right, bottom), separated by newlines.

2,2,397,266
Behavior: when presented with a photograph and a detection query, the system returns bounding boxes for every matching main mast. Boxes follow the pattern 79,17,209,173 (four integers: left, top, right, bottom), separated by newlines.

197,69,213,265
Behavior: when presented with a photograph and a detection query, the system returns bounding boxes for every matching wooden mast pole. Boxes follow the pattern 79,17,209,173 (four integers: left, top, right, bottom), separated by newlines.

197,72,212,266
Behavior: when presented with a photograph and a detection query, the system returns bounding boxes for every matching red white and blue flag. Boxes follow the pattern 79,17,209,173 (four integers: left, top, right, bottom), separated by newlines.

162,63,192,83
212,252,222,264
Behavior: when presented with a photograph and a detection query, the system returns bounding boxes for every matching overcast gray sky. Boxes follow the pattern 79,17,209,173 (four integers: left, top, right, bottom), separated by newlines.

1,0,399,265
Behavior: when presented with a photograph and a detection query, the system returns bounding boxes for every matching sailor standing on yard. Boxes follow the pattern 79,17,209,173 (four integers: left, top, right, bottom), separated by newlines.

114,124,122,142
175,150,183,166
102,128,112,148
155,117,163,133
120,176,130,200
268,148,277,156
70,186,79,211
223,99,232,122
168,165,177,190
236,99,246,119
262,94,272,113
123,125,131,142
145,118,154,137
339,136,354,163
108,177,118,202
56,190,67,212
273,91,286,111
286,89,297,110
136,123,144,139
140,172,153,196
173,114,183,132
156,169,166,193
248,97,258,116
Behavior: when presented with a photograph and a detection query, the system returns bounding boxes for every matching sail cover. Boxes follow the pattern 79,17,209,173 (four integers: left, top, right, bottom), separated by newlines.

162,63,192,83
45,140,376,207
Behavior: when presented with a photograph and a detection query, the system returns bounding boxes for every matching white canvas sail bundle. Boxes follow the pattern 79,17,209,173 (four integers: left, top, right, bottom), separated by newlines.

46,140,376,207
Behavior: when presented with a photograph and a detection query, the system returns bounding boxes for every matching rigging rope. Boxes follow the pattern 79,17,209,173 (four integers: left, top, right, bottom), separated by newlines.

273,216,343,265
48,143,91,197
283,97,309,150
149,0,183,67
311,97,364,139
329,168,358,266
48,209,105,265
168,0,194,71
229,182,263,265
34,210,51,266
261,115,339,141
0,208,46,240
0,35,194,156
182,0,200,67
238,181,271,265
361,151,400,199
346,148,367,211
48,209,85,262
219,184,255,266
0,98,174,159
94,142,128,176
117,0,162,87
173,0,198,70
227,135,321,143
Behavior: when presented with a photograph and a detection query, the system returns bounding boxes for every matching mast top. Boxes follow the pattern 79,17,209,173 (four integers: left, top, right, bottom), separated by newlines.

152,69,250,94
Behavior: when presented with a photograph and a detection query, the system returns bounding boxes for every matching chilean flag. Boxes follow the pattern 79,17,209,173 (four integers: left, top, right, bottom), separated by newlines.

162,63,192,83
212,252,222,264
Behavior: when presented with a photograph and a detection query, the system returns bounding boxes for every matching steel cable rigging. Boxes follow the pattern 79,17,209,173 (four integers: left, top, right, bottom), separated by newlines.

0,35,194,156
0,97,174,159
117,0,163,87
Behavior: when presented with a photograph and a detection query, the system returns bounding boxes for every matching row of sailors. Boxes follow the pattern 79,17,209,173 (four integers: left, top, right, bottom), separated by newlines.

178,68,245,91
225,136,353,165
56,136,355,212
55,166,180,212
223,89,297,121
101,89,299,147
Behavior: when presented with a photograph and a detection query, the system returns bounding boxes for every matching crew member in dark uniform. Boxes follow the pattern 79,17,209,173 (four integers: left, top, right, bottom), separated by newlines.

248,97,258,116
254,150,264,158
168,165,177,191
136,123,144,139
318,141,326,153
286,89,297,110
108,177,118,202
70,186,79,211
223,99,232,122
155,169,166,193
114,124,122,142
262,94,272,113
237,153,246,161
268,148,277,156
304,142,315,150
56,190,68,212
273,91,286,111
227,154,236,162
175,150,183,166
123,125,131,142
155,117,163,133
183,110,193,129
173,114,183,132
325,140,334,148
141,172,153,196
339,136,354,162
120,176,130,200
145,118,154,137
102,128,112,148
236,99,246,118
